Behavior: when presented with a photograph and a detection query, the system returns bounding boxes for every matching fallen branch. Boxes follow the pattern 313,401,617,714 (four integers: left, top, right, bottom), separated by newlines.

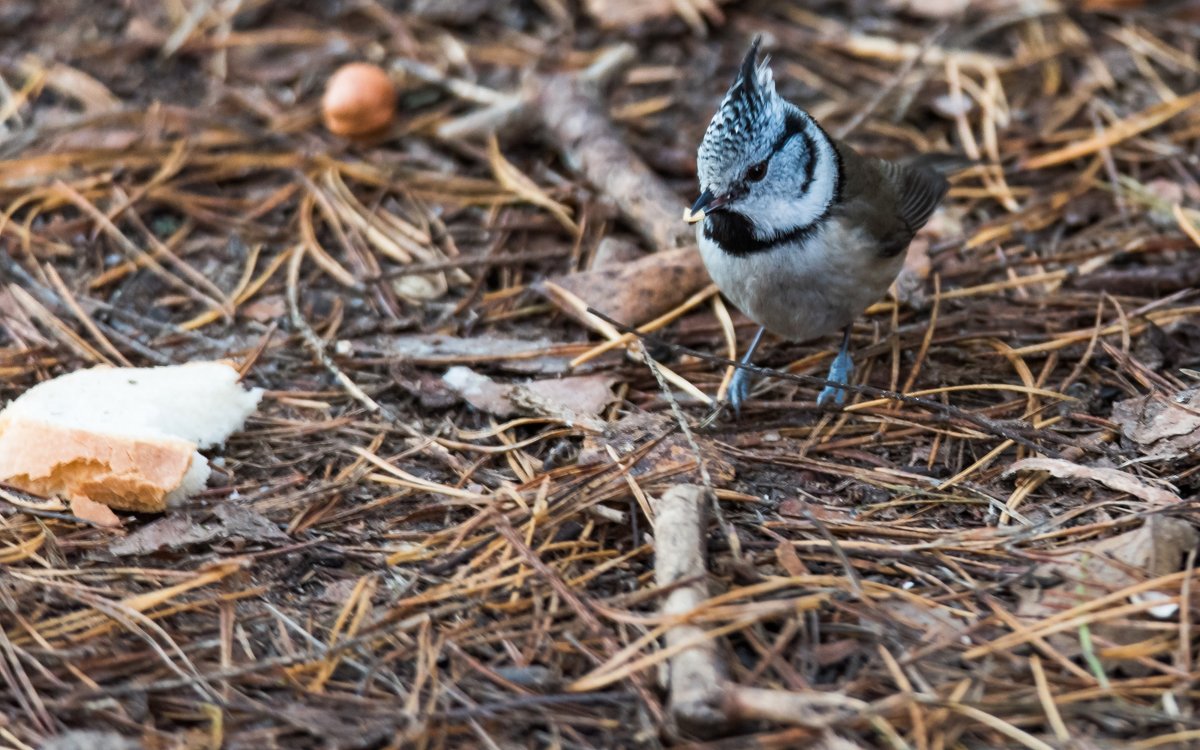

437,44,697,252
534,63,693,251
654,485,729,737
653,485,871,738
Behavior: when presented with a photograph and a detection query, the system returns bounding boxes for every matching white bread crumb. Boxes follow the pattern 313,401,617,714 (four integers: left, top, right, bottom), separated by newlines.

0,362,262,512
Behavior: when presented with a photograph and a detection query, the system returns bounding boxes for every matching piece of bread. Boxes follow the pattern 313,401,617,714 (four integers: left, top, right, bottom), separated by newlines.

0,362,262,512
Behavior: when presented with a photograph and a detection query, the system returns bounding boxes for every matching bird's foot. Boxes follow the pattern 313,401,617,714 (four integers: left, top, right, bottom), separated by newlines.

726,366,754,419
816,349,854,407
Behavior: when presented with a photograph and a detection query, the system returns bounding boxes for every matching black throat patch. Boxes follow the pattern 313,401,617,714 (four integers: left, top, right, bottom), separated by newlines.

703,211,823,256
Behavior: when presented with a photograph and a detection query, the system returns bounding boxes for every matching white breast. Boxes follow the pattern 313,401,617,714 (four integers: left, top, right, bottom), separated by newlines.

696,219,904,343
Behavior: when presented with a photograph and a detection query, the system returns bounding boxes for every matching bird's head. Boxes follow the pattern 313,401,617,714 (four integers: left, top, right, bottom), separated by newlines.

689,37,838,241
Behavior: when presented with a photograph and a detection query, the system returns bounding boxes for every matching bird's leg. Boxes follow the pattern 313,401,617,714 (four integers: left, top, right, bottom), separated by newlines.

816,325,854,407
726,325,765,418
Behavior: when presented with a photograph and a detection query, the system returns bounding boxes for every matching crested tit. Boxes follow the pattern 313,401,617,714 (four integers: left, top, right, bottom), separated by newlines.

686,37,957,415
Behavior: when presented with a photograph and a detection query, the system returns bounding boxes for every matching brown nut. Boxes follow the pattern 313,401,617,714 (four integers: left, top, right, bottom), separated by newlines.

321,62,396,137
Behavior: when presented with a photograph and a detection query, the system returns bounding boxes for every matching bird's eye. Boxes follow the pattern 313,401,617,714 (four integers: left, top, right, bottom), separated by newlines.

744,161,768,182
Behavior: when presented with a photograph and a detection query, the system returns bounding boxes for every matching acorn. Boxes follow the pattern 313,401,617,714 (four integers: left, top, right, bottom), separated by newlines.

321,62,397,137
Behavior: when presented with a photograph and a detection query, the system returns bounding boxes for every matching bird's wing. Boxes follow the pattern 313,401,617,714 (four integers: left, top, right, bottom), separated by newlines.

879,158,952,234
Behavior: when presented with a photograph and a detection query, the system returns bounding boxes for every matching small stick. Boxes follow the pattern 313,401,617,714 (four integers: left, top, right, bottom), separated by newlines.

286,248,466,476
287,246,399,424
638,346,742,563
653,484,730,737
436,43,693,252
653,485,873,736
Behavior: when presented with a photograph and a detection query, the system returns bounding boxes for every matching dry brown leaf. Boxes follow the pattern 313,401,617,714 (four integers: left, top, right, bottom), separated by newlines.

1014,516,1198,661
1111,388,1200,459
536,246,710,330
892,209,961,309
443,366,617,429
240,294,288,322
111,505,288,557
353,334,608,374
110,514,216,556
70,495,121,529
1004,457,1181,505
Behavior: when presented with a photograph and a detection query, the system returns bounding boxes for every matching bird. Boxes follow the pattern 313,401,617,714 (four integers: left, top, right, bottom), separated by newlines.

684,36,958,416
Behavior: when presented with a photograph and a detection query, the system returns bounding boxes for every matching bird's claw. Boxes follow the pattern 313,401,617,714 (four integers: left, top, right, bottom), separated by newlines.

726,367,754,419
816,349,854,407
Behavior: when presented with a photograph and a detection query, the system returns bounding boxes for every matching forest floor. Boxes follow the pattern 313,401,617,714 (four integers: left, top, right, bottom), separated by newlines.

2,1,1200,748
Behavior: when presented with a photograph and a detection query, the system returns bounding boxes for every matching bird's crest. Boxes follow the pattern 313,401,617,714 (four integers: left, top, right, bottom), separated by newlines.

697,37,781,187
707,38,776,140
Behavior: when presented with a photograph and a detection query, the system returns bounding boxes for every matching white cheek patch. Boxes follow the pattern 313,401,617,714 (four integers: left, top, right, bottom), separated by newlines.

746,137,838,239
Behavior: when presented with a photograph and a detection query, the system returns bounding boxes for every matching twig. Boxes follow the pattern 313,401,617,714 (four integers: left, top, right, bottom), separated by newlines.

287,247,401,424
286,245,464,478
638,346,743,563
653,484,729,737
435,43,692,251
653,485,875,735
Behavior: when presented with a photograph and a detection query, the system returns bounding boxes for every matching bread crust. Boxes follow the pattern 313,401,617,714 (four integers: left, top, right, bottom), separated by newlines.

0,414,198,512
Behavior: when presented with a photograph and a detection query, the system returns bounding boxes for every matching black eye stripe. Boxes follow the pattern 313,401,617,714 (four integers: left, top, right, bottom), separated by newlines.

765,111,808,158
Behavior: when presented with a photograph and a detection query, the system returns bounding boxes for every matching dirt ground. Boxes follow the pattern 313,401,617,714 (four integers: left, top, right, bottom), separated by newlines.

2,1,1200,748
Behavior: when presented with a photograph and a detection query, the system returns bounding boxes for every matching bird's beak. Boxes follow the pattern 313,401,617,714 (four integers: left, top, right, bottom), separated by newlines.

683,189,730,224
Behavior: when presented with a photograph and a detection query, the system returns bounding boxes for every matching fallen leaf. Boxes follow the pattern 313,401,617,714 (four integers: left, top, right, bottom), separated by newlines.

211,504,290,543
111,514,217,556
70,496,122,528
811,638,862,667
536,246,711,330
111,505,287,556
352,334,606,375
1004,457,1181,505
1014,516,1199,665
442,366,617,429
1111,387,1200,459
892,208,961,310
240,294,287,322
